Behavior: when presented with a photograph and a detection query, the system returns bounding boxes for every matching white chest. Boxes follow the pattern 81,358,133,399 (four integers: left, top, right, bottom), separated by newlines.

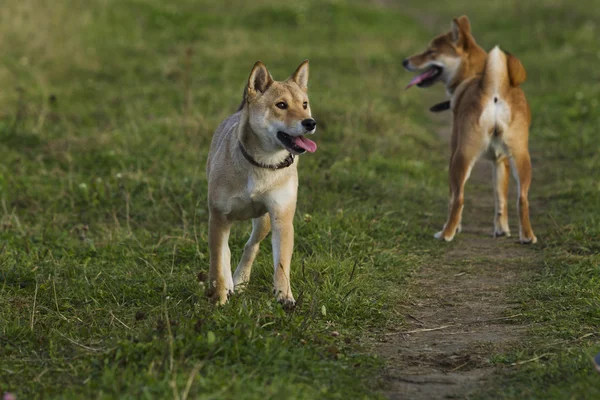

223,175,297,221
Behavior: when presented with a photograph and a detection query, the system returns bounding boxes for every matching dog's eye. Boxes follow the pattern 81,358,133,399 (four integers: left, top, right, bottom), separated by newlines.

276,102,287,109
302,102,308,109
426,49,436,56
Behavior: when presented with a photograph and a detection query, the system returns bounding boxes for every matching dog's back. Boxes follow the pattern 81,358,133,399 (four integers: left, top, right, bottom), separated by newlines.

206,111,241,177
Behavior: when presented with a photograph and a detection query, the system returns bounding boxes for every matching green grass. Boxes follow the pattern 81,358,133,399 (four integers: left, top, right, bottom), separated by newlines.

423,1,600,398
0,0,599,398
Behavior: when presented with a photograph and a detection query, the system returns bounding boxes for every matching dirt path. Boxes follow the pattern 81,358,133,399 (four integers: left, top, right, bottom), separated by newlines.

376,113,542,399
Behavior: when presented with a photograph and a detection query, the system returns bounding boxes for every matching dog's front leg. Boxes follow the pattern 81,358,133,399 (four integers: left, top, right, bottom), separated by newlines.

270,205,296,307
233,213,271,291
207,210,234,305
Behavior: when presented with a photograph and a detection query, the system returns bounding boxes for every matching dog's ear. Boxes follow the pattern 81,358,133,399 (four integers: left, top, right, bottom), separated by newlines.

451,16,473,49
455,16,471,35
247,61,274,96
289,60,309,91
506,52,526,87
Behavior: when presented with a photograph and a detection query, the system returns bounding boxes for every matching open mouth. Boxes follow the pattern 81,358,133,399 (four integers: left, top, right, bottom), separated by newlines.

277,131,317,154
405,66,443,89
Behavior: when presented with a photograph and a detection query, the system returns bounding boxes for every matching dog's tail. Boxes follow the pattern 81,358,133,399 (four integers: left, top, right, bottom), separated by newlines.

480,46,526,135
482,46,526,97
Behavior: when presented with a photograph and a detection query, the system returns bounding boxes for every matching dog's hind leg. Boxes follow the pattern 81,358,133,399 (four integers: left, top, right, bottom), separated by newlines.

510,150,537,244
435,150,476,241
233,213,271,291
493,157,511,237
207,211,234,305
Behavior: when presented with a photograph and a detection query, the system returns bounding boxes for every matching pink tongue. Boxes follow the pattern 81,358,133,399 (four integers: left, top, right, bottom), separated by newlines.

405,69,436,89
292,136,317,153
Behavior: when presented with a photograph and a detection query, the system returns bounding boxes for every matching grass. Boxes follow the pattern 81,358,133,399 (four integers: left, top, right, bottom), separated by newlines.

422,1,600,398
0,0,598,398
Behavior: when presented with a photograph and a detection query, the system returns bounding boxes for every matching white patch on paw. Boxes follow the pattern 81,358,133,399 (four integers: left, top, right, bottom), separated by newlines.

434,231,454,242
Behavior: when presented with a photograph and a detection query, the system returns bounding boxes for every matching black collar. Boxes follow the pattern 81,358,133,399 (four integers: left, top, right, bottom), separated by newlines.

430,101,451,112
238,142,295,170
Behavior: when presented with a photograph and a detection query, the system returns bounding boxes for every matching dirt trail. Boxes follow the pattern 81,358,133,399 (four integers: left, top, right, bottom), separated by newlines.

377,114,541,399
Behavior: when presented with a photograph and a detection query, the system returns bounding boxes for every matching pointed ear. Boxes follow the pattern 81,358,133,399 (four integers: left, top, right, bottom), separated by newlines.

506,52,526,86
247,61,273,96
290,60,309,91
456,15,471,34
451,16,473,49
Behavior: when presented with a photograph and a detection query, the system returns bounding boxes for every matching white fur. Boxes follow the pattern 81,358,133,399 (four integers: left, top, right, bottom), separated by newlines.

217,228,234,293
438,55,462,88
485,47,507,93
479,47,512,161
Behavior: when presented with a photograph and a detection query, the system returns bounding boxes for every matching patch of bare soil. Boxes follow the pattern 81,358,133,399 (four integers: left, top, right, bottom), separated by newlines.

376,115,542,399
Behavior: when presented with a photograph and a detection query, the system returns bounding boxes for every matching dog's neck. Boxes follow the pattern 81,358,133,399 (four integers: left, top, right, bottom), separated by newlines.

446,46,487,97
237,110,292,169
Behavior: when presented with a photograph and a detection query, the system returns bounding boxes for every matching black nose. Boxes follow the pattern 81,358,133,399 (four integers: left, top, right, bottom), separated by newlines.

302,118,316,131
402,59,409,68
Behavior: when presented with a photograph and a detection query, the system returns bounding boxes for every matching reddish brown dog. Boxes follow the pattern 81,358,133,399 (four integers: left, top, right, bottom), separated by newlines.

404,16,536,244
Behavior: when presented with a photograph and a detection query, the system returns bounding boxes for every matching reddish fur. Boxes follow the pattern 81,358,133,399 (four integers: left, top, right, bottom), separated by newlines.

507,53,527,86
405,16,536,244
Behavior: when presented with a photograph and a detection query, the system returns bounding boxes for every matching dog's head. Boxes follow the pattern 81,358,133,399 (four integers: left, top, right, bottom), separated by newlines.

244,60,317,155
403,16,479,90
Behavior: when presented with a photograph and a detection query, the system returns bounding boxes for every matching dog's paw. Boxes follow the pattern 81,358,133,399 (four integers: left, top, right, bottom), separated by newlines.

494,229,511,238
208,291,231,305
434,231,454,242
206,282,233,305
279,298,296,311
233,271,250,292
274,289,296,311
519,234,537,245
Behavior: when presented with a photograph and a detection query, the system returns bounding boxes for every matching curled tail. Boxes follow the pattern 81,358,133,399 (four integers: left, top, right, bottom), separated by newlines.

483,46,527,98
480,46,527,135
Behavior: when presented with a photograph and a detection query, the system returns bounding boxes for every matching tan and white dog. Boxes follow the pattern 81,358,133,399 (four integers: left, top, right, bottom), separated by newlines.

206,60,317,305
403,16,537,244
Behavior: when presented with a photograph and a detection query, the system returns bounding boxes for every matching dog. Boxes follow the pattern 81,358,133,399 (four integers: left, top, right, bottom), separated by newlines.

206,60,317,305
403,16,537,244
